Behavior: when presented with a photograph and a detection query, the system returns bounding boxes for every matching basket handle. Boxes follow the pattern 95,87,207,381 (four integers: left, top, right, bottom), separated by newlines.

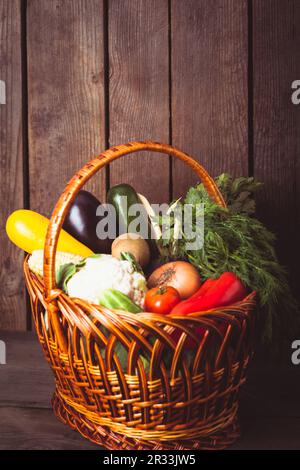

44,141,226,298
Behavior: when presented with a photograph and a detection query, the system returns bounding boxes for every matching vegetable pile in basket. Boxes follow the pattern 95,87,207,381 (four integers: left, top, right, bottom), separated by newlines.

6,174,299,344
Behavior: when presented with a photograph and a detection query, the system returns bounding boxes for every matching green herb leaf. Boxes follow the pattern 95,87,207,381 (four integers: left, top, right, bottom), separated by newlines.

158,174,300,345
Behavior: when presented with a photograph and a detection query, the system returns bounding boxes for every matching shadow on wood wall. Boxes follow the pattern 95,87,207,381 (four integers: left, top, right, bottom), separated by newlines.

0,0,299,330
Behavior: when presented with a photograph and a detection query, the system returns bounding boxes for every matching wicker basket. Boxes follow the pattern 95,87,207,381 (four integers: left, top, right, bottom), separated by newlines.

24,141,255,450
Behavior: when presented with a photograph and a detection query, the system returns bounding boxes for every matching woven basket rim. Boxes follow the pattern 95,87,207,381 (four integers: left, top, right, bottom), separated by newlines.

24,256,256,322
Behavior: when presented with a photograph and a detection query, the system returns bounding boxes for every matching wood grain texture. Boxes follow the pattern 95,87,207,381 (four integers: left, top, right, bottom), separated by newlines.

171,0,249,199
27,0,106,217
108,0,170,203
253,0,300,289
0,0,26,330
232,417,300,450
0,407,100,450
0,331,53,408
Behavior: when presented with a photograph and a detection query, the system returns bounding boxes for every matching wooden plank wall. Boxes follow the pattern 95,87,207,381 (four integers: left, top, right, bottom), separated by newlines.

0,0,26,330
109,0,170,203
0,0,299,330
27,0,107,214
171,0,249,198
252,0,300,292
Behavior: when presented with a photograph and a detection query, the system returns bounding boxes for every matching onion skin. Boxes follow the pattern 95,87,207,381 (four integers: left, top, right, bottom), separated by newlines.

147,261,201,299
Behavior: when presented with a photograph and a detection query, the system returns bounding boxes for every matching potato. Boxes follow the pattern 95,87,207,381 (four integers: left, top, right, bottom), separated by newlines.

112,233,150,269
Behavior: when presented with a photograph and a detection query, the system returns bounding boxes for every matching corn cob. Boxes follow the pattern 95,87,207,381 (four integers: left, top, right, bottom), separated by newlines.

28,249,84,277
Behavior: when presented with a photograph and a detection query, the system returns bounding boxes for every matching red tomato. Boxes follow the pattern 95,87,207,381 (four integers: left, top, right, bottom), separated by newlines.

145,286,181,315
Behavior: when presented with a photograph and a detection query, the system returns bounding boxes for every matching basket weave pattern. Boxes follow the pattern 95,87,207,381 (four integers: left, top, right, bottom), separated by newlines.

24,142,255,450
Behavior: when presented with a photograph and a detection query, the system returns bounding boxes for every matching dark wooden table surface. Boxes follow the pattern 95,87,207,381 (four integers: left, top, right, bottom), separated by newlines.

1,330,300,450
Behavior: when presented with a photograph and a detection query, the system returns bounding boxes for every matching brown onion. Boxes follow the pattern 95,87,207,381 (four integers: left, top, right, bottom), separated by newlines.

147,261,201,299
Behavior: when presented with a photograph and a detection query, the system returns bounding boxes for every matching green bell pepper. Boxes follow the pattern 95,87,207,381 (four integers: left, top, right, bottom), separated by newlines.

98,288,142,313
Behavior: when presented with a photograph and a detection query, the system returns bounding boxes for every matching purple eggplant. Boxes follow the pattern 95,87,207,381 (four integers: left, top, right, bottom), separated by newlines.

63,190,112,254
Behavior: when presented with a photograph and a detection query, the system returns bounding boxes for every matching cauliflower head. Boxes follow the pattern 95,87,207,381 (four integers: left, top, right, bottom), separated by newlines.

67,254,147,308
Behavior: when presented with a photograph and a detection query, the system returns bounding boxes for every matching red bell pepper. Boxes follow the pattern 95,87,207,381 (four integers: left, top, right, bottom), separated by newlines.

189,277,216,299
170,272,247,315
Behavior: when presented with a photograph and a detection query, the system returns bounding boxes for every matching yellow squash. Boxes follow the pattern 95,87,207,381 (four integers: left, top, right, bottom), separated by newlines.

6,209,93,256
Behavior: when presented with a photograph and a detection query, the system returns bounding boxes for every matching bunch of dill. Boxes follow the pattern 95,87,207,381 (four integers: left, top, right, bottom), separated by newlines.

158,174,299,344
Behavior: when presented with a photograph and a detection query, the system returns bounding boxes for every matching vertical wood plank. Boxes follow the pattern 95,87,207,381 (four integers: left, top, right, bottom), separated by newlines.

27,0,106,216
253,0,300,286
109,0,169,203
171,0,248,198
0,0,26,330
